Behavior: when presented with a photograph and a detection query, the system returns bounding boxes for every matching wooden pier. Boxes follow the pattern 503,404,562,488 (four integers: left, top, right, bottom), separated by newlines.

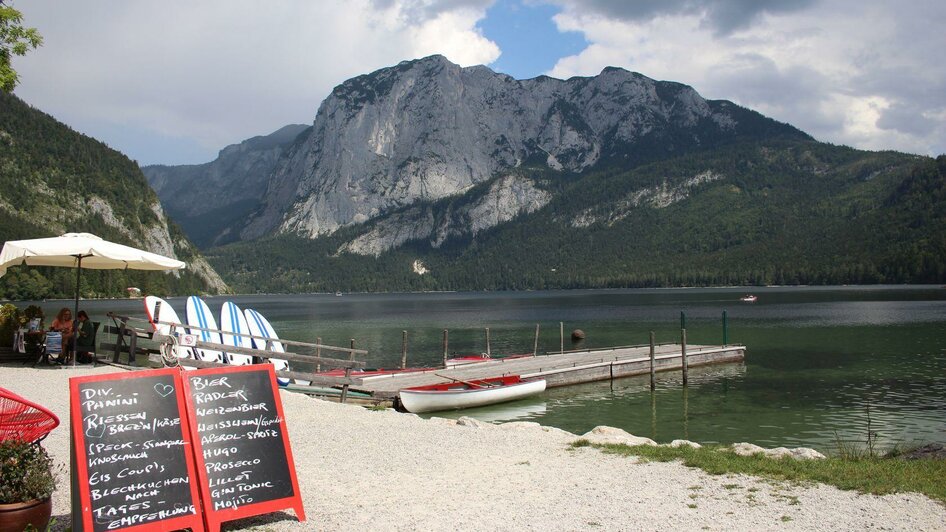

345,343,745,400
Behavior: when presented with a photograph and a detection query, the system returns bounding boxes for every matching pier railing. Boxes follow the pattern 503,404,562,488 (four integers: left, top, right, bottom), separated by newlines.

101,312,369,403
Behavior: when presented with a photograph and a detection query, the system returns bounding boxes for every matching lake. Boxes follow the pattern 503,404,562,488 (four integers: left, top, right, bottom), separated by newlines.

48,285,946,454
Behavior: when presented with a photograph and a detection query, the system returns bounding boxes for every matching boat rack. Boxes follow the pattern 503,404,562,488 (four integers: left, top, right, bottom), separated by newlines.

102,311,373,403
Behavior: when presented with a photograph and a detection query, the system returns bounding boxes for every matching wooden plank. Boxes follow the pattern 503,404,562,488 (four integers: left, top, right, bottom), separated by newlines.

100,342,157,357
352,344,745,394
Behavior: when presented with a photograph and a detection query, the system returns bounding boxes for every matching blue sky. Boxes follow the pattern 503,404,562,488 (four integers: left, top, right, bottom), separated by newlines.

479,1,587,80
13,0,946,166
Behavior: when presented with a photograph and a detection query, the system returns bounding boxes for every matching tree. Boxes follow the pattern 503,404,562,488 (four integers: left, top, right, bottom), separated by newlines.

0,2,42,92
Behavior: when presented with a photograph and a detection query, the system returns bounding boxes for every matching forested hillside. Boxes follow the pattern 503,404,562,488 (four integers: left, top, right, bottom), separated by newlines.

206,140,945,293
0,91,228,299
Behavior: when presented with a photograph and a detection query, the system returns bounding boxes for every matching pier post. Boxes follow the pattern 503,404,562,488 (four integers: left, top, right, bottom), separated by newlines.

681,328,688,385
401,330,408,369
316,336,322,373
680,311,686,329
442,329,449,367
649,331,656,391
533,324,540,356
340,339,356,403
560,322,564,354
722,310,728,346
485,327,491,357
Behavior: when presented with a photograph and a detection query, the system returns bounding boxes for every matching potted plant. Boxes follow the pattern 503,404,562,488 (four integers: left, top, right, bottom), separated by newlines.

0,439,58,531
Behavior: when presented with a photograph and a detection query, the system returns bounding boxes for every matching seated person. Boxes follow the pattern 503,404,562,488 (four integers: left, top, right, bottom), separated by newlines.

50,307,75,361
75,310,96,363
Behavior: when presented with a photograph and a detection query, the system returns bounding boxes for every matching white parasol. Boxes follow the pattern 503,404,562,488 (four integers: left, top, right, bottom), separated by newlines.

0,233,185,361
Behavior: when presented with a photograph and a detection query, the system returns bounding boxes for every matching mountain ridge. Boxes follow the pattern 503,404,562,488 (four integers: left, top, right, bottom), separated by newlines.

142,124,309,248
136,56,944,292
146,55,809,248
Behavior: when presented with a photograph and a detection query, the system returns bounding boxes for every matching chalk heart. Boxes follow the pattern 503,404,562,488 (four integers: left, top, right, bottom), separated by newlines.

85,423,106,439
154,383,174,398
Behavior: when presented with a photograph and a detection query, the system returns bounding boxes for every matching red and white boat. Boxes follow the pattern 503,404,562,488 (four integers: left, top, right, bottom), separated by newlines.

398,375,546,414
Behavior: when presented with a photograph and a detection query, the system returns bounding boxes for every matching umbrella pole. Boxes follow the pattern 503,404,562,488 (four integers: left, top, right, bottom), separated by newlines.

73,256,82,367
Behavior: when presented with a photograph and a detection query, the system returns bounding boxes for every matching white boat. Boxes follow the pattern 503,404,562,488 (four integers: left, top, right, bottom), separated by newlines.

740,295,758,302
398,375,546,414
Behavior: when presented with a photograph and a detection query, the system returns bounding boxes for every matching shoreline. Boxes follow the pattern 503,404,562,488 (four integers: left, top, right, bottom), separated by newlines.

2,283,942,304
2,363,943,531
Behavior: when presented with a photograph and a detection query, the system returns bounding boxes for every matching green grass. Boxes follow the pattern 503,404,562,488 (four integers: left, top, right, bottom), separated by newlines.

570,440,946,503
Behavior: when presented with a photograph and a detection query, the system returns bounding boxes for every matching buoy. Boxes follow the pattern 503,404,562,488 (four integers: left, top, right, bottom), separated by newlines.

571,329,586,340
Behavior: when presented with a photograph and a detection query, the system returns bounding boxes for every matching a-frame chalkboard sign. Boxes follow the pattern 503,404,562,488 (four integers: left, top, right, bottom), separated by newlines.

70,368,205,532
181,364,306,532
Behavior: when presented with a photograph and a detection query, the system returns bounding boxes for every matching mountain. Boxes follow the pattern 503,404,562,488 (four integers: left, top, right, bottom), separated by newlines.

0,91,229,299
144,55,945,292
240,55,809,241
142,124,309,248
207,142,946,292
148,55,808,248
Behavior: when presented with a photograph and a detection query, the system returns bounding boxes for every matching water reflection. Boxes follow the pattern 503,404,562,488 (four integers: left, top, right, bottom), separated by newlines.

423,399,548,424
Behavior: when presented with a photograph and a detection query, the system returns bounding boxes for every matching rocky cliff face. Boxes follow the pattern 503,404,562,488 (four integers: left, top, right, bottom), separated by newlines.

240,55,805,243
143,124,309,248
338,174,551,256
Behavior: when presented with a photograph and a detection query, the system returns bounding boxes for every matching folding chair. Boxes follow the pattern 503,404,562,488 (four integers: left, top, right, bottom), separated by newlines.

40,331,63,365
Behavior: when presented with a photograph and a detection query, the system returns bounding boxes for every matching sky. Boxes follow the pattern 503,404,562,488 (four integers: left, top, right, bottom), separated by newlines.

11,0,946,166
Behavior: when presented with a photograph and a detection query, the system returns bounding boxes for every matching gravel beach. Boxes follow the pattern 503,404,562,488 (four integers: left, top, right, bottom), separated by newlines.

3,364,944,531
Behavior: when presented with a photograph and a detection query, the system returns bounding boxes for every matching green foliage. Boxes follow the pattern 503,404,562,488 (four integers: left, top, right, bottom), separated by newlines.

586,442,946,503
0,302,21,347
0,5,42,92
208,142,946,293
0,91,224,299
0,440,57,503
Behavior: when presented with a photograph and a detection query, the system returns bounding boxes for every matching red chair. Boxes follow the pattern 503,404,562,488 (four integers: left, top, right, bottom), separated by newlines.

0,387,60,443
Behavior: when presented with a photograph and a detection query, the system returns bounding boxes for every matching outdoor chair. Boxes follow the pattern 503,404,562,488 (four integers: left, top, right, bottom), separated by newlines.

0,387,60,443
40,331,64,365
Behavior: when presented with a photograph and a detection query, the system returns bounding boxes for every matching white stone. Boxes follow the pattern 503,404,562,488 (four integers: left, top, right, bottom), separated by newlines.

669,439,702,449
789,447,827,460
457,416,490,429
580,426,657,447
730,442,767,456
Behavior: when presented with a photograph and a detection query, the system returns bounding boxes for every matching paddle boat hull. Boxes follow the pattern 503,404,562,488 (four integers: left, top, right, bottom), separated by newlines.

398,375,546,414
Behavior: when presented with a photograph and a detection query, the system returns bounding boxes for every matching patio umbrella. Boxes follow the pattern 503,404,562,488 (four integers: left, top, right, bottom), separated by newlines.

0,233,186,353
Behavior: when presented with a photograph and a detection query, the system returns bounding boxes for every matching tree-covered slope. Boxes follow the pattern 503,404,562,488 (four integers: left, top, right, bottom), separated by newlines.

206,140,945,292
0,91,228,299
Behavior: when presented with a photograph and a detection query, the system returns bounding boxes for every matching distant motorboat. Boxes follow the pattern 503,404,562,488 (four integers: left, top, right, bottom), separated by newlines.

398,375,546,413
335,291,343,296
740,295,758,303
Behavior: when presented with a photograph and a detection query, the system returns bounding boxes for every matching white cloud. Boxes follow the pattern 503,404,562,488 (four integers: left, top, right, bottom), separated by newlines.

546,0,946,156
13,0,500,164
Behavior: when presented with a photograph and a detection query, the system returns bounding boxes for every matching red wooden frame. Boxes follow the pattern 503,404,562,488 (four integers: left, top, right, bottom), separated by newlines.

69,368,204,532
181,364,305,532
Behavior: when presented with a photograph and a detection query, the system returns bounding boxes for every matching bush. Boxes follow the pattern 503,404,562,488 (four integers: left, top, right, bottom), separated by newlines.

0,439,58,503
0,303,21,348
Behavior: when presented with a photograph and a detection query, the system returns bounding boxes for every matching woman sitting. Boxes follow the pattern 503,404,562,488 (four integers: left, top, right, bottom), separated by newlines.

75,310,96,363
50,307,75,362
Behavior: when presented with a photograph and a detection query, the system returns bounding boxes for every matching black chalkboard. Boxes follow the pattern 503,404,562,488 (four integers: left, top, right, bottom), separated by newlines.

70,368,204,532
183,364,305,529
